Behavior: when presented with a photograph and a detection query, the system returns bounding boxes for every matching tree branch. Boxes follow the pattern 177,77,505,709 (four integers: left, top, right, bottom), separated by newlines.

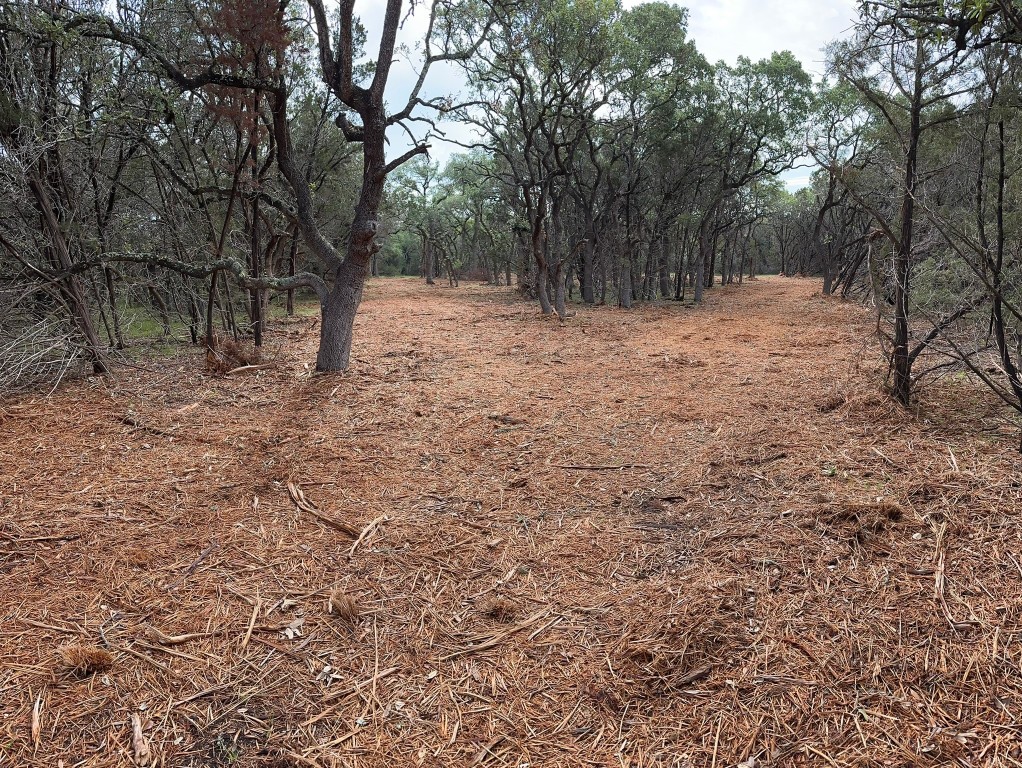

48,252,329,301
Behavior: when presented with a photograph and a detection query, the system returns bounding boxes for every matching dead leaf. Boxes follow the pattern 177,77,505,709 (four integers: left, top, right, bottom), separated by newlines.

282,616,305,640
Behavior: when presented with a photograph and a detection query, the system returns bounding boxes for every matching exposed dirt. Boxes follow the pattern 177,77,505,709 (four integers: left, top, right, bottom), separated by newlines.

1,277,1021,767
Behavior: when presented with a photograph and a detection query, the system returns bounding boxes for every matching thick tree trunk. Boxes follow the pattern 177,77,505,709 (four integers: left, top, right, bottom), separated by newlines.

536,267,553,314
317,258,369,371
529,198,553,314
549,200,568,317
553,262,567,317
314,163,382,368
822,259,834,295
424,237,435,285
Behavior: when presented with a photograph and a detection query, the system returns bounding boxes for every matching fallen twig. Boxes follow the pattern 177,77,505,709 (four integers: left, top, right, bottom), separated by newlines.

287,481,358,536
348,514,390,558
551,463,650,470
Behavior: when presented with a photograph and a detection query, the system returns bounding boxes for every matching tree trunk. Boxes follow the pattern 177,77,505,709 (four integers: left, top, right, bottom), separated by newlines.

536,268,553,314
529,195,553,314
695,219,709,304
891,41,924,407
188,293,200,344
658,232,672,298
286,234,299,316
317,242,371,371
27,174,107,373
708,228,719,287
553,261,567,317
103,266,124,348
581,237,596,304
674,226,689,300
249,148,264,347
619,255,633,309
205,269,219,349
425,234,436,285
989,117,1022,423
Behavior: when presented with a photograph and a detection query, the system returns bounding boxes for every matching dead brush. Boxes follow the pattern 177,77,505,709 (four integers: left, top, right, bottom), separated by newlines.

607,589,749,696
327,589,360,622
204,337,261,374
823,501,905,543
480,596,517,623
57,643,113,677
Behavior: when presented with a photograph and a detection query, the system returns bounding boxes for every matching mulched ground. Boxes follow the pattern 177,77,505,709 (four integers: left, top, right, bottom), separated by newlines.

1,277,1021,768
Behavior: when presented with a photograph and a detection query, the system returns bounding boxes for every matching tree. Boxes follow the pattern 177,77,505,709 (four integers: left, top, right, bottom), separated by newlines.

692,52,812,302
56,0,489,371
831,5,980,405
458,0,621,316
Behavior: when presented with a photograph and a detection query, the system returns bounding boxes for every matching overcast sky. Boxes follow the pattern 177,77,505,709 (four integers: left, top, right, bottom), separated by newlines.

356,0,861,189
682,0,858,78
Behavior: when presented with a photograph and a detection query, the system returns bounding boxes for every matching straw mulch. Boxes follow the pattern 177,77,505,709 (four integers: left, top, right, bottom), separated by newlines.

1,277,1020,767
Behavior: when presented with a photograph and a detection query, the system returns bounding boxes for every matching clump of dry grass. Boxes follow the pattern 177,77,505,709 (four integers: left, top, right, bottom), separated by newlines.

205,337,261,374
327,589,360,622
822,500,905,543
480,596,517,623
57,644,113,677
611,591,749,696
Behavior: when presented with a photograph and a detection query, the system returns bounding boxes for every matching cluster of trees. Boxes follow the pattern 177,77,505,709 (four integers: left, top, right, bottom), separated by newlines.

0,0,815,386
1,0,1021,442
1,0,478,379
763,1,1022,432
390,1,814,313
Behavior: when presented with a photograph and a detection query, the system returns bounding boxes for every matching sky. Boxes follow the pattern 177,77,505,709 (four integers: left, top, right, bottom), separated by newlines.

356,0,861,190
682,0,859,79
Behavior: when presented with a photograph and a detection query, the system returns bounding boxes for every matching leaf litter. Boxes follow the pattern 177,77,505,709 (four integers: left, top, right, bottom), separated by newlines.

1,278,1020,766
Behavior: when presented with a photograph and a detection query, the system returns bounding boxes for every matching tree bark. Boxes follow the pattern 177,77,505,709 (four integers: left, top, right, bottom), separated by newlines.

695,218,709,304
891,41,924,407
27,174,108,373
317,257,370,370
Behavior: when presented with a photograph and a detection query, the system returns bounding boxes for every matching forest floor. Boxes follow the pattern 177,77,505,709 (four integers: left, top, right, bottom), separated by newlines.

2,277,1022,768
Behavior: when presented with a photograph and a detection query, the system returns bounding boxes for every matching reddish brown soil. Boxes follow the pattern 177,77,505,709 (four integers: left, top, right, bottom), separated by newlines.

1,277,1020,767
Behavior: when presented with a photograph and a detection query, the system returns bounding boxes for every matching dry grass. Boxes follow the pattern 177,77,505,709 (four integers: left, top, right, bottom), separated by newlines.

327,590,360,622
1,277,1021,767
56,644,114,677
205,337,262,374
